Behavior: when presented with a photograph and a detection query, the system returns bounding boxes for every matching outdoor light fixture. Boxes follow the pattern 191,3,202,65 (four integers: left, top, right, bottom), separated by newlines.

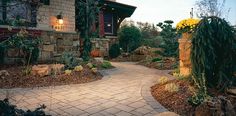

56,12,63,25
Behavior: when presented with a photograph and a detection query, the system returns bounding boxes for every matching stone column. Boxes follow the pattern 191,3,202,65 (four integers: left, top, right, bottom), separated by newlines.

178,33,192,76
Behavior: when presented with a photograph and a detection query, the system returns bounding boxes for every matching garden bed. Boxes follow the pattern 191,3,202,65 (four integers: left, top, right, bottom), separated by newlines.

0,64,102,89
151,79,236,116
151,80,195,115
138,57,178,70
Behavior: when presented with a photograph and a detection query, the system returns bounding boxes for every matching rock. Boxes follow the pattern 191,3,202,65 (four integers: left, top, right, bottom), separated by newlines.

94,57,104,63
31,65,50,77
155,112,179,116
0,70,10,79
51,64,64,75
195,96,236,116
227,88,236,96
134,46,151,55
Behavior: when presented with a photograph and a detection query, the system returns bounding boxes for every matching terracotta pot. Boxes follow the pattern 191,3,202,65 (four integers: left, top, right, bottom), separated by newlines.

91,49,101,57
178,32,192,76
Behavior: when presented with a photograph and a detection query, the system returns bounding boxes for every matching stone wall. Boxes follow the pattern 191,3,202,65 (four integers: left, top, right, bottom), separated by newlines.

37,0,75,32
39,31,80,62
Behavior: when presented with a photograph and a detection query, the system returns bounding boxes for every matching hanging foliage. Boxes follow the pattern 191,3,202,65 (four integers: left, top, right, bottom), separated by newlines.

191,16,235,90
75,0,99,61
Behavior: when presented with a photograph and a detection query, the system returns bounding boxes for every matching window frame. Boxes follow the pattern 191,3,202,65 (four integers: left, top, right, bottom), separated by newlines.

0,0,38,27
104,12,114,35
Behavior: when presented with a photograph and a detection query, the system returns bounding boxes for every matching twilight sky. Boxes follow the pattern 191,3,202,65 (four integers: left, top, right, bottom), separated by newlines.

117,0,236,26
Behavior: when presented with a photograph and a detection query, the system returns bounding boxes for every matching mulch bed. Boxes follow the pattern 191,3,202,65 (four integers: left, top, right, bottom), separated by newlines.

151,79,236,115
151,80,195,115
138,57,178,70
0,65,102,89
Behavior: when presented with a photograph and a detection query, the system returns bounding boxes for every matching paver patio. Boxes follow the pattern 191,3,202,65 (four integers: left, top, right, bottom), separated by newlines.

0,62,170,116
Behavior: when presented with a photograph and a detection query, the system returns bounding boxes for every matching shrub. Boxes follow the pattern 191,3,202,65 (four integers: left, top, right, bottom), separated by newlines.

0,45,6,64
91,68,98,73
152,57,162,62
118,25,142,53
74,65,83,72
109,44,121,58
157,20,178,57
60,52,79,69
141,36,163,48
164,83,179,93
191,16,235,90
65,70,72,75
0,98,47,116
87,63,94,68
101,60,112,69
0,29,41,65
158,76,169,84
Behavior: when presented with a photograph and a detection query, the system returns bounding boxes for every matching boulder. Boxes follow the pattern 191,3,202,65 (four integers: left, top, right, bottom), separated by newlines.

0,70,10,79
227,88,236,96
134,46,151,55
31,65,50,77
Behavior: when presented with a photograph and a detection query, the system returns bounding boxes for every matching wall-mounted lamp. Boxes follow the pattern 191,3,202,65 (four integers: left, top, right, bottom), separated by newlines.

56,12,63,25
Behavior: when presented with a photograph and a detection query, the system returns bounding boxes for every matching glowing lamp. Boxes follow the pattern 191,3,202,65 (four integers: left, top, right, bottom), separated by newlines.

56,13,63,25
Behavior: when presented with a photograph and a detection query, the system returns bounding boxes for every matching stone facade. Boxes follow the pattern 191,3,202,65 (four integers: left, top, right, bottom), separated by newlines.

37,0,76,32
39,31,80,62
36,0,80,62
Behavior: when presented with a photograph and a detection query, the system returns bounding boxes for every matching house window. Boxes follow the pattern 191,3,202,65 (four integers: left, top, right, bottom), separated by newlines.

104,13,113,34
0,0,37,27
7,1,31,21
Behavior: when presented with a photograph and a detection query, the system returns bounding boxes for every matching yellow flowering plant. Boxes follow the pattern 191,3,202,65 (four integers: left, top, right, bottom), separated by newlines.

176,18,200,33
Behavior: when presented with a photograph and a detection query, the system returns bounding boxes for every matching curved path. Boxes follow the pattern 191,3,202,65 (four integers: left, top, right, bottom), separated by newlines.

0,62,170,116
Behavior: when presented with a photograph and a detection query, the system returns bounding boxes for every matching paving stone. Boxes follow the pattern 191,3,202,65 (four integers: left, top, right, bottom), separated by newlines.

64,107,85,115
130,110,145,116
115,104,135,112
134,107,152,114
105,107,121,114
128,101,146,108
115,111,132,116
84,106,106,114
0,62,170,115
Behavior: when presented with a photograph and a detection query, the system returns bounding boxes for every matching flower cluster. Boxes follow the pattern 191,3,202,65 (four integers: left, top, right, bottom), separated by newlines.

176,18,200,33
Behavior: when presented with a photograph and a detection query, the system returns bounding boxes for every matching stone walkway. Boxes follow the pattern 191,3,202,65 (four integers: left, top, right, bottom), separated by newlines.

0,62,170,116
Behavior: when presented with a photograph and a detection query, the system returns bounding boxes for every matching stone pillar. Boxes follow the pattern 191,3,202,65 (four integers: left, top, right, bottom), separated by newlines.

178,33,192,76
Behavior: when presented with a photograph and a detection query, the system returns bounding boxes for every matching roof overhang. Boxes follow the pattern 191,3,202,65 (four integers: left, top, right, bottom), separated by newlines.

98,0,136,18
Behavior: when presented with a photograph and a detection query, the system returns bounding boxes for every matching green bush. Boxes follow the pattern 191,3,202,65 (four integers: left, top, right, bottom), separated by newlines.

118,25,142,53
0,45,6,64
152,57,162,62
0,32,41,65
191,16,235,91
0,98,47,116
109,44,121,58
101,60,113,69
157,20,178,57
60,52,79,69
141,36,163,48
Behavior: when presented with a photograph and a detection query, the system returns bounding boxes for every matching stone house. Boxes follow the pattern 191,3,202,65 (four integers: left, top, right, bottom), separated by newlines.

0,0,136,63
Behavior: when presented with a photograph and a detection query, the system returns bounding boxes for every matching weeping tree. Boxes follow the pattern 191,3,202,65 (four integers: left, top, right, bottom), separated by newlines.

191,16,235,91
75,0,98,61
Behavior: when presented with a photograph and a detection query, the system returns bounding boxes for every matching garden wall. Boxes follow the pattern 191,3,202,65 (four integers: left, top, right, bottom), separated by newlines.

39,30,80,62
